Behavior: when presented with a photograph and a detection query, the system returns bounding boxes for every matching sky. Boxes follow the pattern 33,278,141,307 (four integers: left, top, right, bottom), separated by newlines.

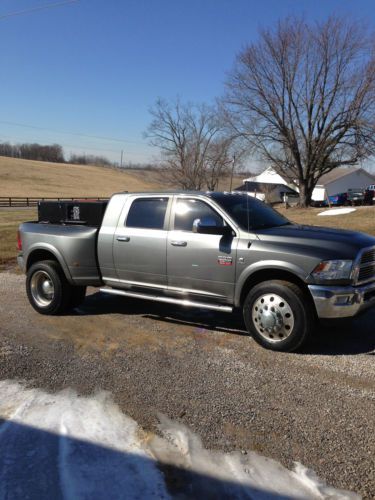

1,0,375,165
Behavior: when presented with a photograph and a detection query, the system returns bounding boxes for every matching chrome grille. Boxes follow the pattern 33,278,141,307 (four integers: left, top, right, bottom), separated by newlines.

357,247,375,284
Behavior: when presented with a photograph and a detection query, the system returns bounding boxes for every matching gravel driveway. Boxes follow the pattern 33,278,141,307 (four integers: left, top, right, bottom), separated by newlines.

0,271,374,498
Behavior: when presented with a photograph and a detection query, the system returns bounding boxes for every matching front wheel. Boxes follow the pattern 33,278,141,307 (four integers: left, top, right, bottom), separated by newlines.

243,280,315,352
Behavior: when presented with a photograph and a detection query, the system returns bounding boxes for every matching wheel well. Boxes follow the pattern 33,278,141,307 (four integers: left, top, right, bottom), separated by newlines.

27,250,59,271
239,269,310,307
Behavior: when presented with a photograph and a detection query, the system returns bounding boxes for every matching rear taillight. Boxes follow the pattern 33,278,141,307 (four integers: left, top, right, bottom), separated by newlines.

17,230,22,251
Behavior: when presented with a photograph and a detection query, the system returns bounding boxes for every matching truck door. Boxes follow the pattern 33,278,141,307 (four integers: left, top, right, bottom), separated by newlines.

167,197,238,301
113,196,170,288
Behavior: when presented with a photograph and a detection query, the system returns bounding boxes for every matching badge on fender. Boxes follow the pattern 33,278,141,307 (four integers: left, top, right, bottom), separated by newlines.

218,256,233,266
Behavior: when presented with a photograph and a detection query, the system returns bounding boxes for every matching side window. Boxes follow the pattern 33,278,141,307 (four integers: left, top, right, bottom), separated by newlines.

174,199,224,232
126,198,168,230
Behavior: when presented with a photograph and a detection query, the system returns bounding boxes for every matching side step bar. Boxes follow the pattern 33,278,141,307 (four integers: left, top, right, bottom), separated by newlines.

99,287,233,313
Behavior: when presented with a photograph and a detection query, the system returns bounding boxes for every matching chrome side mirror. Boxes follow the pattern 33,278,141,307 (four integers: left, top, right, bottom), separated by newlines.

192,217,231,235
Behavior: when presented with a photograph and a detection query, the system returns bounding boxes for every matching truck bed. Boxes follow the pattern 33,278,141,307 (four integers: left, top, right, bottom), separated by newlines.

19,221,102,286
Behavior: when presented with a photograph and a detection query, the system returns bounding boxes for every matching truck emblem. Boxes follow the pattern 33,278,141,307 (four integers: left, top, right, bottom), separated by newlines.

218,256,232,266
72,206,80,220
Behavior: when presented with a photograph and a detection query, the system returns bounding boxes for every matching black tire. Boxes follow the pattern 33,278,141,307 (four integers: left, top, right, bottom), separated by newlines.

243,280,315,352
26,260,72,315
69,286,86,309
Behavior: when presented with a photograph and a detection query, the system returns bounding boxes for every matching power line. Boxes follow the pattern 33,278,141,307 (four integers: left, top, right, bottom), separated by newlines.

0,120,147,145
0,136,150,157
0,1,79,20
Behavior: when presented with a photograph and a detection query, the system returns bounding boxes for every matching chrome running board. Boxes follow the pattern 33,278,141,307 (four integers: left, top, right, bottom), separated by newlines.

99,287,233,313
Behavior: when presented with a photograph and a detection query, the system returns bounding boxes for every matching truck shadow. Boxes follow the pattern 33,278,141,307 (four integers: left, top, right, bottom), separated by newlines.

0,418,292,500
77,291,248,336
306,315,375,356
75,292,375,356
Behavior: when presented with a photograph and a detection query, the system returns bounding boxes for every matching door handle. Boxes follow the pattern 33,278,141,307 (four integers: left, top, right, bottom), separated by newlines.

117,236,130,242
171,240,187,247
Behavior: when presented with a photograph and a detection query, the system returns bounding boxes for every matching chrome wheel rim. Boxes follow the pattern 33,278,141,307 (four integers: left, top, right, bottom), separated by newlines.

30,270,55,307
252,293,294,343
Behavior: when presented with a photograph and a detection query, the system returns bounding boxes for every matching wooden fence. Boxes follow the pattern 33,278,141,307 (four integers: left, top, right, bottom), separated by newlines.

0,197,108,208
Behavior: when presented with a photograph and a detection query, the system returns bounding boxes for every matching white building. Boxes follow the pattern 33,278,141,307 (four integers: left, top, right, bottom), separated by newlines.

311,168,375,202
244,166,290,186
244,166,375,202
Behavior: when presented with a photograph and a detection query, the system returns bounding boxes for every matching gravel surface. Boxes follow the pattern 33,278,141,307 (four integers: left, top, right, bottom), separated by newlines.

0,271,374,498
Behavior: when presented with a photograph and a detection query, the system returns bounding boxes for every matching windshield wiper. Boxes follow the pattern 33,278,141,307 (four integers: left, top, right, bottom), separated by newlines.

252,221,291,230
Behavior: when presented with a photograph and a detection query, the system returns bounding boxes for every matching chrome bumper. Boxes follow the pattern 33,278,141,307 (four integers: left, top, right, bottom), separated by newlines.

308,281,375,318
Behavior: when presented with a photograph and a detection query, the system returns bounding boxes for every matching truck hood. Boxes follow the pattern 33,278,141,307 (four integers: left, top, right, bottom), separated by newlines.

255,224,375,260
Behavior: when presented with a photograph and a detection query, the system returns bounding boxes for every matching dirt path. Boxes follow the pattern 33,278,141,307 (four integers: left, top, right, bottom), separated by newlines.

0,271,374,498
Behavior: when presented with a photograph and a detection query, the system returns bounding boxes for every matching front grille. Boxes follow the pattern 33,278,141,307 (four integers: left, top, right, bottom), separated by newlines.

357,247,375,284
361,248,375,264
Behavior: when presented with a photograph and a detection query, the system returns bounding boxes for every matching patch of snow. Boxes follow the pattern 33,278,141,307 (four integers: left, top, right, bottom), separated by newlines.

153,415,360,499
317,208,357,216
0,380,360,499
0,380,169,500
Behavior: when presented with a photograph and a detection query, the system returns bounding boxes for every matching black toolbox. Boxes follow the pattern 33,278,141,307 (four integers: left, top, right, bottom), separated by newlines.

38,200,109,226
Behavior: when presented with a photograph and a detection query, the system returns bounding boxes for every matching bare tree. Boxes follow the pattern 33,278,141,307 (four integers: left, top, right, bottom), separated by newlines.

69,153,112,167
0,142,65,163
223,17,375,206
204,137,235,190
146,98,236,190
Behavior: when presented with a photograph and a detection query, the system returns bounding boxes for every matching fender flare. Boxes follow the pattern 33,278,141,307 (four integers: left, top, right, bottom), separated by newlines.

25,243,74,284
234,260,308,307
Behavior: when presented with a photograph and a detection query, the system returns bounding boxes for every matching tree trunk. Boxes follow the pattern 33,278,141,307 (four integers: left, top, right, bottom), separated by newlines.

298,181,313,208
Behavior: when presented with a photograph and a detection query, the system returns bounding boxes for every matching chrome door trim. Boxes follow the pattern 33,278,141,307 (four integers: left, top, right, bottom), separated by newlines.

102,276,226,298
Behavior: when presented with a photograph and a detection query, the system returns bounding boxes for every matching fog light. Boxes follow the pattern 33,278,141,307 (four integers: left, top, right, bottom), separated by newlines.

334,295,353,305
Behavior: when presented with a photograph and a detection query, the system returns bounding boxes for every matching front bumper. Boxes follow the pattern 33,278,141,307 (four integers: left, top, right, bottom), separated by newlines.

308,281,375,318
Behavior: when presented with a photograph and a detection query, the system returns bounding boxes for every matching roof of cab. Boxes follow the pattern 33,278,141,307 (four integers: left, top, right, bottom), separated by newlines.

111,190,248,198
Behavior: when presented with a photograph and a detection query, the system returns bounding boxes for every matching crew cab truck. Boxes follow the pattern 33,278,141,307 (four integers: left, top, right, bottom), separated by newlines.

17,192,375,352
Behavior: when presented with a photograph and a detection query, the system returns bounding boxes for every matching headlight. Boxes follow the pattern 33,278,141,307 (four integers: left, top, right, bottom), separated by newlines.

311,260,353,281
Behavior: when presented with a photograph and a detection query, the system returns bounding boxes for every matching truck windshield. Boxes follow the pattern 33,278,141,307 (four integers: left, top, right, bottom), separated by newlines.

211,193,291,231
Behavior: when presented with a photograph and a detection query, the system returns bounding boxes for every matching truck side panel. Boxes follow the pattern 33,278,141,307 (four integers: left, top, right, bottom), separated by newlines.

20,222,102,286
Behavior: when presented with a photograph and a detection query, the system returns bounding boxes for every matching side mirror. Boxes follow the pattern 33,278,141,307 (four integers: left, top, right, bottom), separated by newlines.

192,217,231,235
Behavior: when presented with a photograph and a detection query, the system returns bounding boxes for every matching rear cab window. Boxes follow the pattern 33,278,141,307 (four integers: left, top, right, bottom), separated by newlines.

126,197,169,230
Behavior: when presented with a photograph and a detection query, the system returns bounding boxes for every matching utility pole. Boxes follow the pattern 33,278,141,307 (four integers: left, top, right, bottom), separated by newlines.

120,149,123,168
229,154,236,191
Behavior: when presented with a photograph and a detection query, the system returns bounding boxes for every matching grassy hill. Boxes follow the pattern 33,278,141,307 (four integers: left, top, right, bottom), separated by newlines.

0,156,165,197
0,156,246,269
0,156,245,197
0,156,373,270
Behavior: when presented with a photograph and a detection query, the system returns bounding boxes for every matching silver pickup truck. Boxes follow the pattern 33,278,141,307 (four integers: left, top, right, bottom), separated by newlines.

18,191,375,352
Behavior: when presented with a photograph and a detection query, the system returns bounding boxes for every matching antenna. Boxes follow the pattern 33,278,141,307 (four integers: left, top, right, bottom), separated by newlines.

229,154,236,191
246,192,250,233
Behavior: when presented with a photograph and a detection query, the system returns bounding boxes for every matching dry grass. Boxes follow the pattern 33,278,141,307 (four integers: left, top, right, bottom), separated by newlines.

5,155,370,270
0,208,37,269
0,157,164,197
0,156,245,198
1,205,374,271
0,155,242,269
277,206,375,236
